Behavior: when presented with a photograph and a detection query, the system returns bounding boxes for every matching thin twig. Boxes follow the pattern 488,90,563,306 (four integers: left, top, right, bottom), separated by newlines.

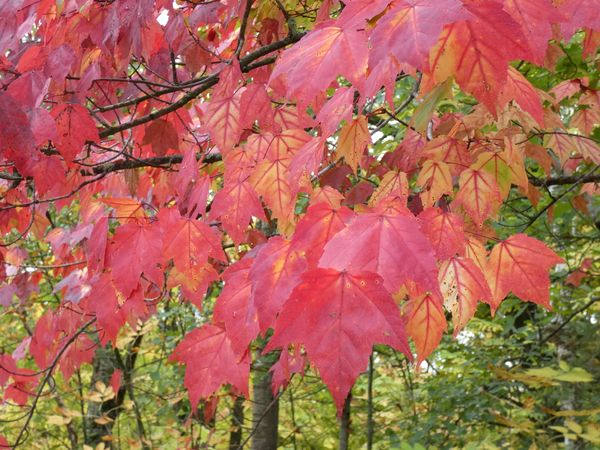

98,30,305,139
236,385,286,449
235,0,255,57
11,319,96,449
528,172,600,187
540,297,600,345
522,165,600,231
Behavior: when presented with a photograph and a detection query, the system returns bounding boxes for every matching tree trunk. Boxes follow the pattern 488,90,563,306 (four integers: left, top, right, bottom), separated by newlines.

84,335,146,448
338,393,352,450
558,344,577,450
229,396,245,449
251,368,279,450
85,346,119,447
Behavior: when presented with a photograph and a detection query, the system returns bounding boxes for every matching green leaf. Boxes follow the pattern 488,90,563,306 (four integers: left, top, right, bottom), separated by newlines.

525,366,593,383
411,77,453,132
555,368,594,383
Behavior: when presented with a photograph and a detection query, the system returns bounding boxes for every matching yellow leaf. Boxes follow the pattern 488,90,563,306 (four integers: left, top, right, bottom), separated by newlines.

565,419,583,434
95,415,114,425
369,170,408,207
454,167,502,227
492,412,534,433
526,367,560,379
528,366,594,383
416,160,453,207
492,366,556,388
57,407,83,418
47,415,72,426
168,392,187,405
549,407,600,417
86,391,104,403
558,360,570,371
116,330,137,350
581,423,600,444
337,115,370,173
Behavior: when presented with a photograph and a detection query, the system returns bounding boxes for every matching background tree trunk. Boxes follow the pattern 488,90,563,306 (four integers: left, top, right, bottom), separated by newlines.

251,367,279,450
84,335,146,448
229,396,245,449
339,393,352,450
558,343,577,450
85,346,119,447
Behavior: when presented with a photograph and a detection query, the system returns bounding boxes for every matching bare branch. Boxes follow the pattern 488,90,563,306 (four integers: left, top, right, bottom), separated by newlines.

235,0,255,57
541,297,600,345
98,31,305,139
11,319,96,449
528,172,600,187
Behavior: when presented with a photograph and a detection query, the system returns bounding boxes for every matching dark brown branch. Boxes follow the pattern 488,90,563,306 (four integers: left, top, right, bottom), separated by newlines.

235,0,255,57
170,51,179,85
82,156,600,188
114,335,149,449
0,174,107,211
241,55,277,72
91,75,211,113
97,31,305,139
524,130,600,145
528,172,600,186
239,30,305,67
69,75,174,89
522,165,600,231
98,75,219,138
85,152,222,176
338,393,352,450
0,172,22,181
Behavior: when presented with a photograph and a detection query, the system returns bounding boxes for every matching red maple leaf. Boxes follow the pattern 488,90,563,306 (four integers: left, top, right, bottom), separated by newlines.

108,220,164,297
213,258,260,357
265,269,411,412
419,207,467,260
51,103,99,162
249,237,307,332
170,324,250,409
319,201,441,299
270,26,368,105
487,234,563,311
369,0,467,69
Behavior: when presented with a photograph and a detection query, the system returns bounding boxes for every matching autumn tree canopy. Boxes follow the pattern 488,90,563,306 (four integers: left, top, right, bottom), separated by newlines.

0,0,599,448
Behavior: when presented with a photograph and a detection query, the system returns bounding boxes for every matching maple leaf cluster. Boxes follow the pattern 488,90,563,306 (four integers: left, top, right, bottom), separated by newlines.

0,0,597,418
